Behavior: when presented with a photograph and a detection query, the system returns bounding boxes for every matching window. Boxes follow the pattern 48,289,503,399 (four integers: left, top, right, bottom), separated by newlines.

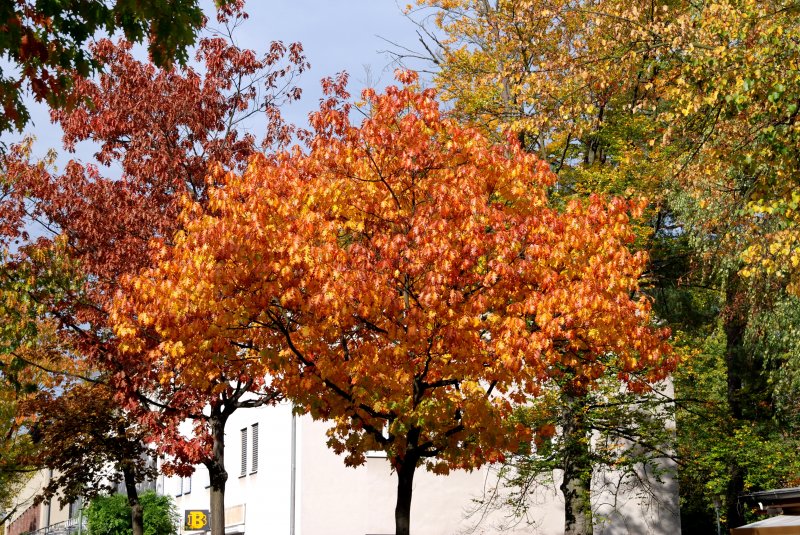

251,423,259,473
366,422,389,458
183,475,192,495
68,498,82,519
201,465,210,489
240,427,248,477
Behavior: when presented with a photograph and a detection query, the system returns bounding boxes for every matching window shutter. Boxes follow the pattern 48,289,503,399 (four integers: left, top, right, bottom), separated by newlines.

240,427,248,477
251,423,259,473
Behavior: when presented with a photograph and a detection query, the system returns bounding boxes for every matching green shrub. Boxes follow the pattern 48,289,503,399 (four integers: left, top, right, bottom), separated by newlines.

140,492,178,535
86,491,177,535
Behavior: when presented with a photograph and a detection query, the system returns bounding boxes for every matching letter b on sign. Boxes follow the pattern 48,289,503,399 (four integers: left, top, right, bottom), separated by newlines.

184,510,210,531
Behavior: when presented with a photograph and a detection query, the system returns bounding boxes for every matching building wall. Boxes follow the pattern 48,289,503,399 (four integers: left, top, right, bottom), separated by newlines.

297,416,540,535
164,401,681,535
6,503,39,535
3,470,72,535
164,402,294,535
4,400,680,535
4,471,46,530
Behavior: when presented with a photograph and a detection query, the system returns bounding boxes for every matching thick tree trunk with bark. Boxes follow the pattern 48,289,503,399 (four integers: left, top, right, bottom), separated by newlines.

207,413,229,535
122,463,144,535
723,272,749,529
561,393,593,535
724,274,748,423
394,452,420,535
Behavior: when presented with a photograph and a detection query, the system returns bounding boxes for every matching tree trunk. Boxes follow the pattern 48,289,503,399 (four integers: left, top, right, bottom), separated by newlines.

724,274,748,423
122,463,144,535
206,414,229,535
561,393,593,535
722,272,749,529
725,465,745,530
394,453,419,535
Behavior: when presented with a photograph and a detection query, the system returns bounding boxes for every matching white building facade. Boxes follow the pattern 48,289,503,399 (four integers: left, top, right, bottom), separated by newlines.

163,402,682,535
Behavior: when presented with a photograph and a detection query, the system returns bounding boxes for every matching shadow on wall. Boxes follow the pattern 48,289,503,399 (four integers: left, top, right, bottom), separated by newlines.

455,459,681,535
595,458,682,535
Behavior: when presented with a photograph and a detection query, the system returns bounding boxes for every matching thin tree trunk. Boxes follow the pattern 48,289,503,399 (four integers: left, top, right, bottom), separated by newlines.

394,452,419,535
122,463,144,535
561,393,593,535
206,414,229,535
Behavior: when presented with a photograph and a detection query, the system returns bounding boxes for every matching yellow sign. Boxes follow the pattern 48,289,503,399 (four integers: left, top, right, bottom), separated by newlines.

184,510,210,531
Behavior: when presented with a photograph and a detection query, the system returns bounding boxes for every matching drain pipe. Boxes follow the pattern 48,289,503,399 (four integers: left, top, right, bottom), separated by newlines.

289,408,297,535
45,469,53,532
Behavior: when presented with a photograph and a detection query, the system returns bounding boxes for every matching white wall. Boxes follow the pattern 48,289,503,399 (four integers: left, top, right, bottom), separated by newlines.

165,403,680,535
166,402,294,534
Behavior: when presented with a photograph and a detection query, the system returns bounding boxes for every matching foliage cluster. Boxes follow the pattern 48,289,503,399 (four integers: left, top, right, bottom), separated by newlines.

0,0,235,134
112,70,670,535
86,491,178,535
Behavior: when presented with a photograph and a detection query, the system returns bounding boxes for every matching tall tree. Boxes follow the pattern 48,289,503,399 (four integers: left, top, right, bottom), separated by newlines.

416,0,800,530
406,2,682,532
619,1,800,528
116,72,670,535
0,8,307,535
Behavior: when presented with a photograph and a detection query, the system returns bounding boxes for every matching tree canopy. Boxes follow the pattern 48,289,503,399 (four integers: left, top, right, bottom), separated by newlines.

1,9,307,534
115,71,670,535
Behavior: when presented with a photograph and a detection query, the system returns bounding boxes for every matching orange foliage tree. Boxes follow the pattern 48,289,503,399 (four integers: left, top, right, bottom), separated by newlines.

116,72,669,535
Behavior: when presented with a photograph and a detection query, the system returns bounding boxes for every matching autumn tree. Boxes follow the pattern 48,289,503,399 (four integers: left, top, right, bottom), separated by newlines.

0,237,154,532
587,2,800,529
659,12,800,526
411,0,672,199
400,3,683,532
416,0,800,531
2,242,162,535
657,0,800,292
0,8,308,535
117,72,670,535
0,0,236,134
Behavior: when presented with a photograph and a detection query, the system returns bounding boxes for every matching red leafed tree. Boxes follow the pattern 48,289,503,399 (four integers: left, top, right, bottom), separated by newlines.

0,7,307,535
116,71,670,535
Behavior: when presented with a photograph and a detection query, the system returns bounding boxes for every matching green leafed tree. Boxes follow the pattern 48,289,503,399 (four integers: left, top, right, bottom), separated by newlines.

413,0,800,531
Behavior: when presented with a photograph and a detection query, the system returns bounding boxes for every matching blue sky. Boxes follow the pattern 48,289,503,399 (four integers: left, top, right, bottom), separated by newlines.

210,0,424,127
8,0,427,167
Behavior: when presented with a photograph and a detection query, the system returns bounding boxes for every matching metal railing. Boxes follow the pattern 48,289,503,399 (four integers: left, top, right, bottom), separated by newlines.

25,515,86,535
